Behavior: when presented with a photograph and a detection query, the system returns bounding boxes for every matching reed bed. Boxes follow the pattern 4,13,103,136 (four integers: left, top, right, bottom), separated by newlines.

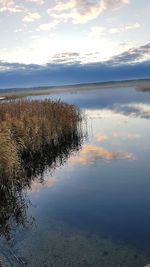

0,99,83,239
0,99,82,179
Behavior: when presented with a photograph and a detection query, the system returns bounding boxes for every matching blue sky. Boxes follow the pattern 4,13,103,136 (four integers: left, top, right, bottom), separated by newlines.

0,0,150,88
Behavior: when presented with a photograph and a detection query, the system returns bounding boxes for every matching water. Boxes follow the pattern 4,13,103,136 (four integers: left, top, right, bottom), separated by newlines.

1,86,150,266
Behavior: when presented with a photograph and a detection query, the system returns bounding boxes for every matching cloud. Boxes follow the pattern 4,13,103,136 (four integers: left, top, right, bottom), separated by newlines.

101,0,129,9
88,23,141,40
0,60,149,89
68,144,134,165
48,43,150,65
47,0,129,24
0,60,44,72
110,23,141,34
39,20,59,31
14,28,24,33
0,43,149,89
89,26,105,38
50,52,81,64
107,43,150,65
0,0,24,13
26,0,44,4
23,12,41,22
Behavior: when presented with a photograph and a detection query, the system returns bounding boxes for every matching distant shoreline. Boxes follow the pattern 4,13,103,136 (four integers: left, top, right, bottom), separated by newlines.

0,79,150,100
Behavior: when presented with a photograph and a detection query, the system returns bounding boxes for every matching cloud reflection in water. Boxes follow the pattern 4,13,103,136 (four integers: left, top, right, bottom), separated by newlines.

112,103,150,120
69,144,135,165
30,177,57,193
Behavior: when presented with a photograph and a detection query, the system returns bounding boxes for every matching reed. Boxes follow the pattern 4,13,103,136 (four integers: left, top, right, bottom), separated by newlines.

0,99,82,179
0,98,83,239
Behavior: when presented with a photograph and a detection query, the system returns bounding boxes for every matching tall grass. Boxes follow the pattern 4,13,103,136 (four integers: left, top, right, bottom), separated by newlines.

0,99,83,239
0,99,82,178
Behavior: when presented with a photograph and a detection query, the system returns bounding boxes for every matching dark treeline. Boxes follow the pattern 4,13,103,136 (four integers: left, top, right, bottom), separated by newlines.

0,99,83,240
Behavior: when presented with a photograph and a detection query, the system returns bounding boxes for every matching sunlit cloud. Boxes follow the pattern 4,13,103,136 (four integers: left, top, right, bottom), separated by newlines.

39,20,59,31
48,0,130,24
23,12,41,22
110,23,141,34
0,0,24,13
26,0,44,4
69,144,134,165
0,0,149,70
89,26,105,38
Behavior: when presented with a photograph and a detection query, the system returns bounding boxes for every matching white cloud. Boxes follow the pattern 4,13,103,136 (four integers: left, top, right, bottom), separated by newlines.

110,23,141,34
39,20,59,31
31,34,40,39
26,0,44,4
23,12,41,22
89,26,105,38
125,23,141,30
100,0,129,10
14,28,24,33
0,0,24,13
47,0,130,24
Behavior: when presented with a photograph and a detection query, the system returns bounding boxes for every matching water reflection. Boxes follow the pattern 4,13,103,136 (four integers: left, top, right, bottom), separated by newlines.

30,176,57,193
112,132,141,140
1,86,150,266
111,103,150,119
69,144,135,165
0,131,83,240
96,133,108,142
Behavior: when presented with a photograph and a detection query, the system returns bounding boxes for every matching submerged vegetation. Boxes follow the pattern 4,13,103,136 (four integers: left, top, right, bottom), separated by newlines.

0,99,83,239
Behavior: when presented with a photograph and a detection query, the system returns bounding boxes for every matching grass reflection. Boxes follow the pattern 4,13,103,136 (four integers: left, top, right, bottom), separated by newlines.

0,99,83,240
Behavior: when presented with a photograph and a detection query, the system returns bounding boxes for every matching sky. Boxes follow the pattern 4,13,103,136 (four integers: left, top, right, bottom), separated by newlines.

0,0,150,88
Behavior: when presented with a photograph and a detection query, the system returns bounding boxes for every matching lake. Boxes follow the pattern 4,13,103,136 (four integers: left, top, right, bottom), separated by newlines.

1,85,150,267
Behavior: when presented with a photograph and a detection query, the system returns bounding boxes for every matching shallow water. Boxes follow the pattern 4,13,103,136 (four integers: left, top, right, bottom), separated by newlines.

1,86,150,266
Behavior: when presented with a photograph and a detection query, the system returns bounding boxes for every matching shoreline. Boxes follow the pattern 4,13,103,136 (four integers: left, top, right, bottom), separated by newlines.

0,79,150,100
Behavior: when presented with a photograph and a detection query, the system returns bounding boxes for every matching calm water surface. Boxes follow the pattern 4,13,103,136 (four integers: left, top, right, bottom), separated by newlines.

1,86,150,267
